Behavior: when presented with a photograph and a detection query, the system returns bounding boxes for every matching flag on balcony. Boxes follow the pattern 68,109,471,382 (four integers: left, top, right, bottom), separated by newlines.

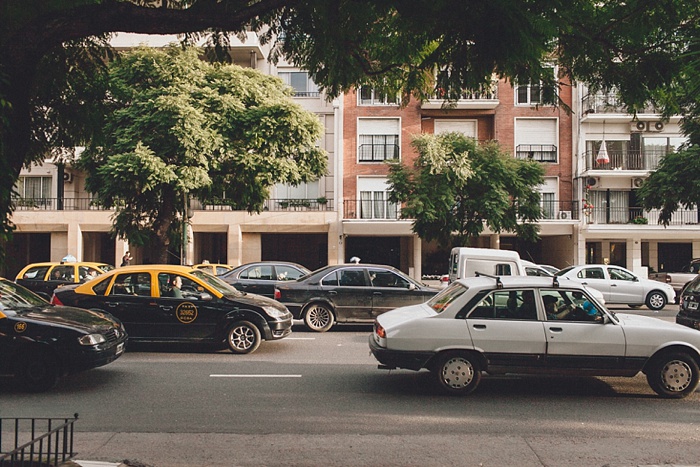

596,140,610,165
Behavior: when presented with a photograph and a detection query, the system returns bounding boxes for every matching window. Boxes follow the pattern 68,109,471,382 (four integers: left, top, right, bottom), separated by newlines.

541,192,556,219
16,176,52,207
338,269,368,287
369,269,409,288
240,265,274,280
21,266,49,280
358,87,399,106
541,289,601,322
358,178,398,219
434,120,477,139
515,68,556,105
358,118,400,162
278,71,319,97
608,267,635,281
49,265,74,281
578,268,605,280
276,265,306,281
274,180,320,200
515,119,558,162
468,289,538,320
111,273,151,296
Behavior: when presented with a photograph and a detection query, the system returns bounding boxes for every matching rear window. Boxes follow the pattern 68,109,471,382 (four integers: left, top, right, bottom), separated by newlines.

685,276,700,294
427,283,469,313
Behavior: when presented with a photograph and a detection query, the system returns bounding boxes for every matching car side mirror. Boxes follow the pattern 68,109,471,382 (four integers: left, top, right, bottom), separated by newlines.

408,283,416,290
200,292,213,301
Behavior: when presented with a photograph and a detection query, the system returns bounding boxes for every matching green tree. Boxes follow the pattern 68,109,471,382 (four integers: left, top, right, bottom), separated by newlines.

637,146,700,226
78,45,326,263
387,133,544,247
1,0,699,256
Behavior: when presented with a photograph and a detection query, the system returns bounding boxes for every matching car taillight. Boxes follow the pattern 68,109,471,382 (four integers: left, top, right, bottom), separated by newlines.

273,288,281,300
51,295,63,306
374,322,386,339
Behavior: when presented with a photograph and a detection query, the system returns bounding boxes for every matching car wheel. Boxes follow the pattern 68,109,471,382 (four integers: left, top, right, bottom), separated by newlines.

433,352,482,396
226,321,261,354
646,352,700,398
303,303,335,332
18,352,59,392
646,291,667,311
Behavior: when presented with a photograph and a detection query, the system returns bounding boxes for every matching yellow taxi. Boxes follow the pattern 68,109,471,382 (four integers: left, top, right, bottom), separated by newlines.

50,265,292,354
193,262,234,276
15,261,114,300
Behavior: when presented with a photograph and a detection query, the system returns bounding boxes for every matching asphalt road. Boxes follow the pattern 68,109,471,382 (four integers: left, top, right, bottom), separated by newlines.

3,304,699,466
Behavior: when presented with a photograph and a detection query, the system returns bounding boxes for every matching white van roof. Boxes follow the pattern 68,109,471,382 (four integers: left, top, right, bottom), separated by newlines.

450,247,522,259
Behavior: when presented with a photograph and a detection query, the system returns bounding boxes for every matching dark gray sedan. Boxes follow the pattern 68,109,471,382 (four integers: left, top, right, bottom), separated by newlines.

274,264,440,332
220,261,311,298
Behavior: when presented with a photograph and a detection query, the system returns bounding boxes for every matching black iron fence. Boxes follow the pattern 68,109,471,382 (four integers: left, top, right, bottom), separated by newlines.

13,198,335,213
0,415,78,467
584,150,667,171
586,207,700,225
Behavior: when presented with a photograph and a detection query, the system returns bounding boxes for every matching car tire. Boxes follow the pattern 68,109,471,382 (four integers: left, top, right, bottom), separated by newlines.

303,303,335,332
646,291,667,310
226,321,261,354
18,352,59,392
433,351,482,396
646,352,700,398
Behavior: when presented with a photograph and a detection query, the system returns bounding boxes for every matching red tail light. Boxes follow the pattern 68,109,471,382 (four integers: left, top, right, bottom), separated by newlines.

50,295,63,306
273,288,281,300
374,322,386,338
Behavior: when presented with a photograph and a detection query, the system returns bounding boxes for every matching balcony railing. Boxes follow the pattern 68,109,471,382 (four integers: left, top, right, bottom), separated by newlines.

429,83,499,101
344,200,401,220
539,200,580,220
194,198,334,212
585,207,700,225
0,415,78,466
581,92,659,114
584,150,667,171
12,197,106,211
516,145,558,163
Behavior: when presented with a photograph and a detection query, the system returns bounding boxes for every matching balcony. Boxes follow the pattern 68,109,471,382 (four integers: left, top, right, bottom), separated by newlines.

539,200,581,221
421,83,499,110
12,198,335,212
585,207,700,225
344,200,401,220
581,91,659,115
584,150,666,171
516,145,558,163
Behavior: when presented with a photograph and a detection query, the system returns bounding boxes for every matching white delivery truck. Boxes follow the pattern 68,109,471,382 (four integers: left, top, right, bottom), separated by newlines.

448,247,526,282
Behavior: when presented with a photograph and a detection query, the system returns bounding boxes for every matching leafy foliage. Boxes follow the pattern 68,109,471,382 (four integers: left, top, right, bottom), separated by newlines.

78,45,326,262
387,133,544,247
637,146,700,225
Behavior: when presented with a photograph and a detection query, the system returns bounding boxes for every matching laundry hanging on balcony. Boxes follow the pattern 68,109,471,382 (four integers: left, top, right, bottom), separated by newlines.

596,140,610,165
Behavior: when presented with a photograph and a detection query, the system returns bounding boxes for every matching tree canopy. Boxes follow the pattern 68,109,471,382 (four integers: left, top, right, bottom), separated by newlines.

387,133,544,247
1,0,700,256
79,45,326,262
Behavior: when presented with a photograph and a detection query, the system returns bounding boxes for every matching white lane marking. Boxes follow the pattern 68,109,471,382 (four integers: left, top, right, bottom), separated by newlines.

210,374,302,378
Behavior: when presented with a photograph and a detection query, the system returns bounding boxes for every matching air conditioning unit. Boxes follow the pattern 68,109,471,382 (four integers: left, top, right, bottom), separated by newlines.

631,121,647,132
649,121,664,132
632,177,644,188
586,177,598,187
558,210,572,220
63,172,73,183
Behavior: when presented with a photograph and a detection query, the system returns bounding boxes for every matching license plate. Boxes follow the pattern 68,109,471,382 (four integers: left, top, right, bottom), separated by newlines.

116,342,125,355
689,301,698,311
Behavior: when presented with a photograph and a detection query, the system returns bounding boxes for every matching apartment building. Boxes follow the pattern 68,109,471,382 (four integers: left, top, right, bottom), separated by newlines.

574,85,699,276
339,72,578,276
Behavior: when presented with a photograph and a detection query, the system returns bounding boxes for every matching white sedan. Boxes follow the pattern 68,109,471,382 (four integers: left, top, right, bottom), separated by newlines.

369,276,700,398
555,264,674,311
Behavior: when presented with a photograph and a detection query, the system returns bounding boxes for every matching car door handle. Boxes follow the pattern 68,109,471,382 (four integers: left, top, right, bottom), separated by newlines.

373,292,382,296
581,281,588,285
611,284,617,287
549,327,563,333
106,302,118,308
159,305,173,312
328,291,337,295
472,324,487,329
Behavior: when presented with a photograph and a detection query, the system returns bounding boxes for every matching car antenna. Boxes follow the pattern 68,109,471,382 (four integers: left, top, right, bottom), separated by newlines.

475,272,503,289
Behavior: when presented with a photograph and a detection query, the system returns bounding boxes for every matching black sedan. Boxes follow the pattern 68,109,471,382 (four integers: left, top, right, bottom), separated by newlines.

677,274,700,330
51,265,292,354
274,264,440,332
0,278,126,391
221,261,311,298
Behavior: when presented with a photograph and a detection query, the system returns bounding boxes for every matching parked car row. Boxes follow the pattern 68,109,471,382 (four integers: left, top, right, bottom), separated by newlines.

5,256,700,398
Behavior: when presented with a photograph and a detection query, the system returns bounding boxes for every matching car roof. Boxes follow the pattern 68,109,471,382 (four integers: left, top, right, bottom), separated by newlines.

19,261,111,268
454,275,587,290
111,264,197,273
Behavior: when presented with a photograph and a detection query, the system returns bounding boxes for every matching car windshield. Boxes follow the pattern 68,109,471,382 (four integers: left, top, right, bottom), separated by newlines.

0,279,48,309
427,282,469,313
99,264,115,272
190,270,244,297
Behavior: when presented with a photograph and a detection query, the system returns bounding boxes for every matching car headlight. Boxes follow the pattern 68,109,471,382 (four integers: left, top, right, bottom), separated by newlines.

78,334,106,346
262,306,290,320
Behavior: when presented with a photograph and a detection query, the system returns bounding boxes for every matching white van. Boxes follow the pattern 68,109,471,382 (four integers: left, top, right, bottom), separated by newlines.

448,247,525,282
